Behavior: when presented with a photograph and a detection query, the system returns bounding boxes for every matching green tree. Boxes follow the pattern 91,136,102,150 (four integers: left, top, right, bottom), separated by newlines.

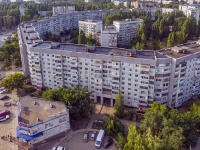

117,132,126,148
124,124,145,150
41,86,93,120
2,59,11,69
103,116,124,136
0,73,26,91
114,92,124,118
78,30,86,44
86,33,95,46
152,39,161,50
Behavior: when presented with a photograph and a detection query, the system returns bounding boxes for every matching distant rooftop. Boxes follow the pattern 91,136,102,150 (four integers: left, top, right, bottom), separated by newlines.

158,42,200,59
79,19,102,23
19,96,67,125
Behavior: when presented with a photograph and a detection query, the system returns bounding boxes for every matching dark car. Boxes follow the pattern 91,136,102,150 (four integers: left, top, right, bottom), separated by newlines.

0,95,9,100
104,138,113,149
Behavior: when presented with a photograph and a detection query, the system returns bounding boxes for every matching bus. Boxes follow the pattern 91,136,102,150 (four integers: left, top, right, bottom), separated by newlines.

95,129,105,148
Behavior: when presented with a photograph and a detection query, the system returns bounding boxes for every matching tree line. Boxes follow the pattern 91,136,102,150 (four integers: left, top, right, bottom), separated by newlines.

121,102,200,150
0,35,21,70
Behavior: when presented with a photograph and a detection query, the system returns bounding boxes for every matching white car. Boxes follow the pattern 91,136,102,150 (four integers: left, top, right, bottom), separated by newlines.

0,115,9,122
0,89,8,94
91,131,97,141
52,146,65,150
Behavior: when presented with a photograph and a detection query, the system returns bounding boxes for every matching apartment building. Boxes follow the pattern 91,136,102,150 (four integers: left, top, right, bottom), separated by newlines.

79,20,103,40
179,4,200,24
18,9,200,110
52,6,75,16
113,19,143,47
101,25,118,47
18,21,200,109
23,40,200,109
17,9,129,80
17,96,70,145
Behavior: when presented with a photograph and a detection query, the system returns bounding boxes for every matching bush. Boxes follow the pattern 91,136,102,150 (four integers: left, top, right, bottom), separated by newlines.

24,86,36,94
126,110,133,121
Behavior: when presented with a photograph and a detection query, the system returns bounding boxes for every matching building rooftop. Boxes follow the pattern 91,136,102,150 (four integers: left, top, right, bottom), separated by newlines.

158,42,200,59
18,24,42,44
19,96,67,125
33,42,167,59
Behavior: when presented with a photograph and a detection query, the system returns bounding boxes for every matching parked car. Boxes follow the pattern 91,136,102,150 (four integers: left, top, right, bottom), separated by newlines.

0,115,9,122
0,95,9,100
104,138,113,149
83,131,89,142
91,131,97,141
52,146,65,150
0,89,8,94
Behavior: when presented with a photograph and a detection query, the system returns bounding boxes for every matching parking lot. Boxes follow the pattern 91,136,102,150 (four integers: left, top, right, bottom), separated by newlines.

58,131,117,150
0,90,18,150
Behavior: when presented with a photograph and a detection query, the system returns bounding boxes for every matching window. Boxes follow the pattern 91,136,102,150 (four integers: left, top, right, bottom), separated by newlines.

45,122,53,129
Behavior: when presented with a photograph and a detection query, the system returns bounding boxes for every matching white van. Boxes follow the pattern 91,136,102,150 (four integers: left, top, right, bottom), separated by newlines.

95,129,105,148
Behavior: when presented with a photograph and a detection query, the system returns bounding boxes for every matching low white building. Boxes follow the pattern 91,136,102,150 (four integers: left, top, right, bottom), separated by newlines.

101,25,118,47
113,19,143,47
79,20,103,40
38,11,51,17
16,96,70,145
53,6,75,16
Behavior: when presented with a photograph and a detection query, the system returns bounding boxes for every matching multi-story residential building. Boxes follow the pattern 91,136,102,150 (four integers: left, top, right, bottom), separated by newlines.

179,4,200,24
101,25,118,47
113,19,143,47
0,0,10,4
53,6,75,16
79,20,103,39
16,96,70,145
17,22,200,109
18,8,200,110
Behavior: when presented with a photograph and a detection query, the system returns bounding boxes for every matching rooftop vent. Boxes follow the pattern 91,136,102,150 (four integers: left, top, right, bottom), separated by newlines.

50,103,53,108
50,42,60,49
34,101,36,105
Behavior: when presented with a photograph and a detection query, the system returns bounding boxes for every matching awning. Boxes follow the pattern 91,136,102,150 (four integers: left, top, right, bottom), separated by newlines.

16,126,43,142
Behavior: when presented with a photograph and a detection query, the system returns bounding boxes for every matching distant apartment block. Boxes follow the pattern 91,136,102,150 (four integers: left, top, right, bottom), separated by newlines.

79,20,103,40
53,6,75,16
0,0,10,4
179,4,200,24
101,25,117,47
113,19,143,47
17,96,70,145
131,1,158,8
